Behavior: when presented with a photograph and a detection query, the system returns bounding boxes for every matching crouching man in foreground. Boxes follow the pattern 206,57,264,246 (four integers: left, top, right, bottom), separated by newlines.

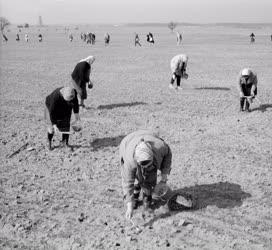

119,130,172,219
238,68,258,112
45,87,80,150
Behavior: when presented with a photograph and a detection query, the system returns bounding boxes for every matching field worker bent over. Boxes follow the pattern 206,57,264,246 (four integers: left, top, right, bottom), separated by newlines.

170,54,189,90
119,130,172,219
104,33,110,45
134,34,141,47
238,68,258,112
45,87,80,150
71,55,95,108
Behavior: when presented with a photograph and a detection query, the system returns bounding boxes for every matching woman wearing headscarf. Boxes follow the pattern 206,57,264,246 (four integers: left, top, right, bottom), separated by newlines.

238,68,258,112
71,55,95,108
119,130,172,219
169,54,189,90
45,86,80,150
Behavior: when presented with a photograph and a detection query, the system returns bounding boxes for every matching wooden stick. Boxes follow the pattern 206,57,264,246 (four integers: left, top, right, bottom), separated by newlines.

244,96,262,105
7,142,29,158
57,131,73,135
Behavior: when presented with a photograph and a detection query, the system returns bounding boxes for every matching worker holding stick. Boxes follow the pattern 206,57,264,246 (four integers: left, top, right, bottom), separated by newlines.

45,87,80,150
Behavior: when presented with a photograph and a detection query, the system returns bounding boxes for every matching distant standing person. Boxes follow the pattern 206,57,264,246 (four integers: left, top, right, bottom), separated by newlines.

16,33,20,41
119,130,172,219
38,34,43,42
135,33,141,46
45,87,80,150
270,34,272,42
104,33,110,45
69,34,73,42
238,68,258,112
250,33,255,43
147,32,154,44
25,34,29,42
169,54,189,90
71,55,95,108
176,32,182,45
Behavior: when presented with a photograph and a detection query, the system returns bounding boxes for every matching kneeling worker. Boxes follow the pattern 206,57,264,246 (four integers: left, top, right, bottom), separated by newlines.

119,130,172,219
238,68,258,112
45,87,80,150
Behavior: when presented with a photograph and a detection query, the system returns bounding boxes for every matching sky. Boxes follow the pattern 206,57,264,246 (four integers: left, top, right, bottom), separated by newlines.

0,0,272,25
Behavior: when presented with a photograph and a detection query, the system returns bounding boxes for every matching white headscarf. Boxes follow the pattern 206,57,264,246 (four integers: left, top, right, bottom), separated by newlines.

60,87,75,101
241,68,252,76
79,55,95,65
134,141,153,164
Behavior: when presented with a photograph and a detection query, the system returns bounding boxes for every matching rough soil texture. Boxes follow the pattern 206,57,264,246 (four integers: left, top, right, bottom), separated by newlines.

0,24,272,250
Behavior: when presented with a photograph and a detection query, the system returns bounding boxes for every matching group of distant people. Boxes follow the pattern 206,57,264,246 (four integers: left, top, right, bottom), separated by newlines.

80,32,96,44
72,32,110,46
9,33,43,42
134,32,155,46
3,30,271,46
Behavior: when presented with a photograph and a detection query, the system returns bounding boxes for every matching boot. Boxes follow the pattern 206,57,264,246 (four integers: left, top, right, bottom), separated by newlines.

47,133,53,150
240,98,245,111
133,192,140,209
143,194,152,211
133,183,141,209
61,134,69,147
245,100,250,112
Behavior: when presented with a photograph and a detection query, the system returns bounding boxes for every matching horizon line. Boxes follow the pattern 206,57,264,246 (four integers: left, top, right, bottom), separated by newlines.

8,21,272,26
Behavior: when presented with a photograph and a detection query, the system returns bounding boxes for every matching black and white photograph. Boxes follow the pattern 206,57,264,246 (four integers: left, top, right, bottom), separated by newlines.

0,0,272,249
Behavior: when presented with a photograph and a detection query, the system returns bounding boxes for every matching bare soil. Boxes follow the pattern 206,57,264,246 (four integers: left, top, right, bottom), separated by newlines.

1,24,272,249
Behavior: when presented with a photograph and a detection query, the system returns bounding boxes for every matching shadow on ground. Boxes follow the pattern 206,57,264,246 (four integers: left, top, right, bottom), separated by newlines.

176,181,251,209
143,182,251,227
97,102,147,110
51,144,92,150
91,135,125,151
251,103,272,113
194,87,231,91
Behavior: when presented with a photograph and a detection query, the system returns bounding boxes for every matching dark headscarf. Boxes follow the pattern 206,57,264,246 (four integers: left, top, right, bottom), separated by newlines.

71,61,91,85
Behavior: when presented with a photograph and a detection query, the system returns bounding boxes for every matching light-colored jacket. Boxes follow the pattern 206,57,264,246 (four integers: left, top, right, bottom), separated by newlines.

170,54,188,75
238,70,258,94
119,130,172,203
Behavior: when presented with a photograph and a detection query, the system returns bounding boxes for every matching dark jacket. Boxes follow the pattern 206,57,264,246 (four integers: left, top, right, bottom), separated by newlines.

71,61,90,99
45,88,79,126
238,70,258,96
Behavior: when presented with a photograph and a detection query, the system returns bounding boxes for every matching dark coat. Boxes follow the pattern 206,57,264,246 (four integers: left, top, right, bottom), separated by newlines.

71,61,90,100
45,87,79,128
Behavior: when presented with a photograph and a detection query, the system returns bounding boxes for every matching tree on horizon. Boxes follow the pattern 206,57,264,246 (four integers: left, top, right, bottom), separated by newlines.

0,17,10,34
168,21,177,32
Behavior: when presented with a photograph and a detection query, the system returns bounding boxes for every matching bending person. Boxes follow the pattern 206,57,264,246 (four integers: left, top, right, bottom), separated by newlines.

71,55,95,108
45,87,80,150
238,68,258,112
169,54,189,90
119,130,172,219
